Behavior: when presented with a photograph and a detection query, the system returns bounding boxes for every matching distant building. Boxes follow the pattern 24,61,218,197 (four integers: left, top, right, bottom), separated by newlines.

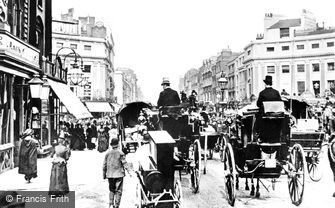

114,68,139,104
52,8,115,102
244,9,335,98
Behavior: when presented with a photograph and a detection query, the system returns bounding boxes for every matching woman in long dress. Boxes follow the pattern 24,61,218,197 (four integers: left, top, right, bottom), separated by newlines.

49,134,71,196
18,129,39,183
97,124,108,152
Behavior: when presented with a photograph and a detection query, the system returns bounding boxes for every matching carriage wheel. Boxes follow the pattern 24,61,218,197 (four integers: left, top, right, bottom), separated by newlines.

174,180,183,208
220,135,227,162
191,139,201,193
223,143,236,206
135,182,143,208
307,152,323,182
287,144,306,206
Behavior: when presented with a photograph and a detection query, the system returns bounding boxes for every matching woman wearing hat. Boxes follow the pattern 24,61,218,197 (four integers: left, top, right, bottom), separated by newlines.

97,123,109,153
49,133,71,196
18,129,39,183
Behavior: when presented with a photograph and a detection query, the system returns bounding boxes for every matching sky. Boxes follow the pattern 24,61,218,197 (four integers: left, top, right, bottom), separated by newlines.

52,0,335,103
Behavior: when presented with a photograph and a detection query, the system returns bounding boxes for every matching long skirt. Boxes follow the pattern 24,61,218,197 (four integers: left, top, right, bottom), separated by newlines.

49,162,69,196
97,136,108,152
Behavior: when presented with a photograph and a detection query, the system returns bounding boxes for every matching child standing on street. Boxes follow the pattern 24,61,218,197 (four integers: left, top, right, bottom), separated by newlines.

103,138,130,208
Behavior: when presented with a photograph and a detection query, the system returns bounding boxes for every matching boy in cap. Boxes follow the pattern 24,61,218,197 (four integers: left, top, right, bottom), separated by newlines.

103,138,131,208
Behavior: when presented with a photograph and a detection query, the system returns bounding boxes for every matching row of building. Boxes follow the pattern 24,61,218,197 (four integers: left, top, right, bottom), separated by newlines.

0,4,140,174
180,10,335,107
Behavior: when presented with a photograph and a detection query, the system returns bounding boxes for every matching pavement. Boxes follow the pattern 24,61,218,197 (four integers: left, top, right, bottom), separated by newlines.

0,149,137,208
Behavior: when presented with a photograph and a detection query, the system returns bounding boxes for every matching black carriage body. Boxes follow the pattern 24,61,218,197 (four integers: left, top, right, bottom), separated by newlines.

233,112,291,178
138,131,176,193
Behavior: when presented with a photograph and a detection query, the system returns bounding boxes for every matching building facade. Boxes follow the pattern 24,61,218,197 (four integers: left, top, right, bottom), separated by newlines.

0,0,68,174
114,68,139,104
52,8,115,102
244,10,335,98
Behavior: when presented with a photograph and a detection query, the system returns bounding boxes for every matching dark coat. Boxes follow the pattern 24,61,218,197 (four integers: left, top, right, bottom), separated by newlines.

256,87,282,109
18,137,39,177
157,88,181,107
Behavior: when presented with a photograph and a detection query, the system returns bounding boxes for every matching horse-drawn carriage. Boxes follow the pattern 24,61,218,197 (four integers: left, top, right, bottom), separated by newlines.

222,101,307,206
116,102,205,207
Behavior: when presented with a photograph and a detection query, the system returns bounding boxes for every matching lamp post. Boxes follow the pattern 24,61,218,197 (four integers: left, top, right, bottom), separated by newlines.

218,72,228,103
28,74,44,98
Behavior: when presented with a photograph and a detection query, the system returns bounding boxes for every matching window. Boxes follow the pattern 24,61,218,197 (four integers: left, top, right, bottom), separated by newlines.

312,43,319,49
328,80,335,94
282,46,289,51
56,42,63,48
83,65,91,73
267,66,275,74
313,81,320,97
70,44,77,49
84,45,91,50
282,65,290,73
312,63,320,72
297,64,305,72
280,28,289,38
328,62,335,71
266,47,274,52
297,81,305,95
297,44,304,50
327,42,334,47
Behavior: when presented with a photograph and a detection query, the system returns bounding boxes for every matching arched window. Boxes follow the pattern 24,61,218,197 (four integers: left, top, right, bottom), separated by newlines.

35,16,44,52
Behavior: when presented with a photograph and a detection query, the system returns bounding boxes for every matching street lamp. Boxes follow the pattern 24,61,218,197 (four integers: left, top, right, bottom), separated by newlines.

218,72,228,103
28,74,44,98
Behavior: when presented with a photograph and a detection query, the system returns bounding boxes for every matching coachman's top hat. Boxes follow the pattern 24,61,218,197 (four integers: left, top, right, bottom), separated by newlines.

161,77,170,86
263,75,273,85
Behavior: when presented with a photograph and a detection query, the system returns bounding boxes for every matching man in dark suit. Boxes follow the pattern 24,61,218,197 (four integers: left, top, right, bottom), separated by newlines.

256,75,282,110
157,77,180,107
256,75,282,144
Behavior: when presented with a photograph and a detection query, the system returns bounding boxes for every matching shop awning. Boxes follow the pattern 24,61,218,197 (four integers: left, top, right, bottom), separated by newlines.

85,102,114,112
48,79,93,119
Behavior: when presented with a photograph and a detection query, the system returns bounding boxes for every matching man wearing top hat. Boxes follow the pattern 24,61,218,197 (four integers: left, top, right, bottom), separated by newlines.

256,75,282,111
157,77,181,108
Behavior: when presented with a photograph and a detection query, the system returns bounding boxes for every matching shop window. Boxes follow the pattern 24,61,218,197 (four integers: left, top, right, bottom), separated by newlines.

297,81,305,95
313,81,320,97
328,80,335,94
0,73,12,145
328,62,334,71
312,63,320,72
282,65,290,73
280,28,289,38
297,64,305,72
267,66,275,74
297,44,304,50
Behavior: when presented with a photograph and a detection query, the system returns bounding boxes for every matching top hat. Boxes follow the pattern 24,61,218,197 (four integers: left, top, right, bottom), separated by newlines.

263,75,273,85
161,77,170,86
110,138,119,147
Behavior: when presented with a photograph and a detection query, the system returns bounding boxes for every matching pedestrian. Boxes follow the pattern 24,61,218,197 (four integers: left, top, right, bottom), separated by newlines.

18,129,39,183
97,123,109,152
86,123,95,150
49,133,71,196
103,138,131,208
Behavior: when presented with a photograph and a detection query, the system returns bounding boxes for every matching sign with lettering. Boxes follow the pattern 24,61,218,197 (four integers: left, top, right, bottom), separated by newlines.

0,34,39,67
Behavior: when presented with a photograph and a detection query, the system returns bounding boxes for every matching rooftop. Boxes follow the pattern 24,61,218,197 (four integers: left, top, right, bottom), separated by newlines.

268,18,301,29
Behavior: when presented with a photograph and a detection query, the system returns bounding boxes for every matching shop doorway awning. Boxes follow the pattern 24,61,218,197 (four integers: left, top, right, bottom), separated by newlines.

85,102,114,112
48,79,93,119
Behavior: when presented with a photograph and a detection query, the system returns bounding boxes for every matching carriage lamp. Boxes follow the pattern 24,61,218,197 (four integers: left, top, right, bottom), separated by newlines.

28,74,44,98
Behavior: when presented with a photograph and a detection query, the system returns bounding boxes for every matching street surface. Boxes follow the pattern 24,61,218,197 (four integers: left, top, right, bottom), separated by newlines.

0,146,334,208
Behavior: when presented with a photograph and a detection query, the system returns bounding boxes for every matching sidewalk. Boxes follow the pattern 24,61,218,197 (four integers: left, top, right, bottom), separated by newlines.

0,149,137,208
